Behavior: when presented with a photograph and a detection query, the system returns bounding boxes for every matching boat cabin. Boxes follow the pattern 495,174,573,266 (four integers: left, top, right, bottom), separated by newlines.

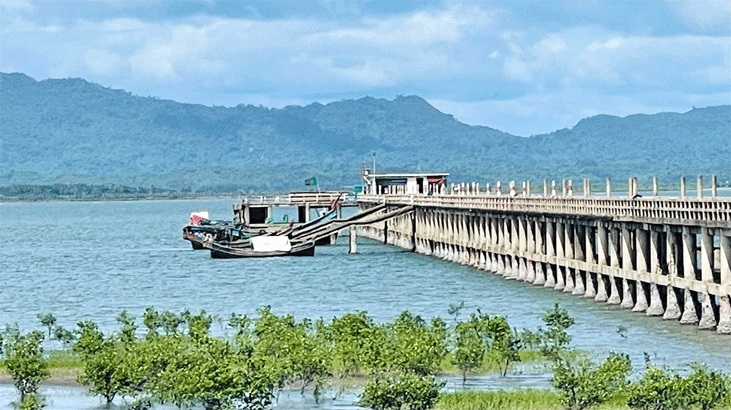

361,171,448,195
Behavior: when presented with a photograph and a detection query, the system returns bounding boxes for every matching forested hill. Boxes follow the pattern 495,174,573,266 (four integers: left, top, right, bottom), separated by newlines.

1,72,729,192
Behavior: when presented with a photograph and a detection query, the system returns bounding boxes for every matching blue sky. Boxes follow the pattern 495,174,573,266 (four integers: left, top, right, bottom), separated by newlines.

1,0,729,136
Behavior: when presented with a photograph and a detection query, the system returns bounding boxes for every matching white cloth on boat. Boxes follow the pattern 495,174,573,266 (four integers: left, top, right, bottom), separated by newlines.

251,236,292,252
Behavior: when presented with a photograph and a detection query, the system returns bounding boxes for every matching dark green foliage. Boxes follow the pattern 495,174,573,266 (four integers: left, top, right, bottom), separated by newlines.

1,73,729,193
72,309,280,409
551,352,631,410
451,311,524,381
383,312,448,376
539,304,631,409
328,311,383,376
51,326,75,347
18,394,44,410
539,303,575,361
1,329,50,403
452,315,485,382
36,314,56,339
627,366,687,410
7,305,731,410
683,364,731,410
359,373,445,410
253,307,331,397
628,360,731,410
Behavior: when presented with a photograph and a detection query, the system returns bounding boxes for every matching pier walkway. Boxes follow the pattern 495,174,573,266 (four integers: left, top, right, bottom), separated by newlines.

355,177,731,334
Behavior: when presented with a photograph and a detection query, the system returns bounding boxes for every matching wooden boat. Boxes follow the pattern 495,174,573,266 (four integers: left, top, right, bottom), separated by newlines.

184,209,337,250
183,221,234,250
207,240,315,259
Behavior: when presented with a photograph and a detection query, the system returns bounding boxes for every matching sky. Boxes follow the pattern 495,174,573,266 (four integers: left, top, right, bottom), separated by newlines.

1,0,729,136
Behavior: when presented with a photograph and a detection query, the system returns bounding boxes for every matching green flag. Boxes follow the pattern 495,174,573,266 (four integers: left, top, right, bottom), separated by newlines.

305,176,318,186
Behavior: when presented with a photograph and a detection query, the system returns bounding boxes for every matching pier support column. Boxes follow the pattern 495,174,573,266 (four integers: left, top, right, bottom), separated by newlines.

518,258,527,281
698,227,717,330
545,220,556,288
646,283,664,316
719,234,731,334
621,278,635,309
682,227,697,281
608,276,622,305
633,282,649,312
632,228,649,312
584,272,596,298
349,228,357,254
610,227,621,270
680,289,699,325
617,227,631,306
699,293,717,330
584,225,596,298
572,270,585,296
497,255,506,275
508,218,519,278
563,223,575,293
525,220,536,282
554,221,566,291
636,228,650,275
509,256,520,280
410,211,417,252
534,262,546,286
647,229,665,316
518,218,528,281
606,227,621,304
595,274,609,302
700,227,714,283
545,264,556,288
571,225,585,295
663,286,682,320
718,295,731,334
597,223,609,267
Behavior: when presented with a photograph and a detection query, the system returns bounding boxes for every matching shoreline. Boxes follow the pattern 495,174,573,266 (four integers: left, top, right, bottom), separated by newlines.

0,193,244,203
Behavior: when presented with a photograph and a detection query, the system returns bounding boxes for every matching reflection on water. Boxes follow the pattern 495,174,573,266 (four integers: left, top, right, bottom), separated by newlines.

1,198,730,408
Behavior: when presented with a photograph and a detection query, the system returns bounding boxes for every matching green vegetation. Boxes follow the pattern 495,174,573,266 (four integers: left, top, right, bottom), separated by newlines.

1,73,729,194
436,389,563,410
627,356,731,410
1,326,49,409
360,373,444,410
2,305,730,409
450,311,526,381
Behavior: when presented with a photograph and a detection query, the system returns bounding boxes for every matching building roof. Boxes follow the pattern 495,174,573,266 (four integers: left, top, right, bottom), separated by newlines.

367,173,449,179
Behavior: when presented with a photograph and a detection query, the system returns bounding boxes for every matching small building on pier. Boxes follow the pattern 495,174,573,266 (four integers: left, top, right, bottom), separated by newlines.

362,171,448,195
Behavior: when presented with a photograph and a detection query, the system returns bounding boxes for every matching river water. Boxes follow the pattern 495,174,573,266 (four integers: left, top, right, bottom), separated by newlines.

1,198,730,409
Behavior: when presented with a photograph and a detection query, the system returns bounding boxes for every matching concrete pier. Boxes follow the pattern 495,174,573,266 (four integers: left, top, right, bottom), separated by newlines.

357,176,731,334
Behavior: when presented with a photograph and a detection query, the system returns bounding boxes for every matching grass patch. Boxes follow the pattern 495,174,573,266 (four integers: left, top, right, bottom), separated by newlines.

436,390,632,410
46,350,83,369
436,389,562,410
439,349,552,377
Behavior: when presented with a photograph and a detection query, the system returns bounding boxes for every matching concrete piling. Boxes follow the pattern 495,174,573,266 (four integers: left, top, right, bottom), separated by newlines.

354,180,731,335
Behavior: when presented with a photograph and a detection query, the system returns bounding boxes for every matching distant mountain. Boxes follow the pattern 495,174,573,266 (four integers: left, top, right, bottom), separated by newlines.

1,72,729,191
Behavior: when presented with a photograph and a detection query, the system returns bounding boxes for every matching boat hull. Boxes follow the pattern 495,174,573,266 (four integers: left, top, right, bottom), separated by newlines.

209,242,315,259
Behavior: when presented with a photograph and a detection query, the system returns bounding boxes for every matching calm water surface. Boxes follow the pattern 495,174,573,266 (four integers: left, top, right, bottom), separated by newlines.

1,198,730,409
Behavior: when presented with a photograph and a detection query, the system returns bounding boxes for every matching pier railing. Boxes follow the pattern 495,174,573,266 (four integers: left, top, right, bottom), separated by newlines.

357,194,731,228
236,191,357,207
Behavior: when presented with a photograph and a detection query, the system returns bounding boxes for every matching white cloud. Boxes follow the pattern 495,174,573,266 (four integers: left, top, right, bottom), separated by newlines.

430,87,731,137
668,0,731,30
500,28,730,92
0,1,728,136
84,48,124,76
0,0,33,11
